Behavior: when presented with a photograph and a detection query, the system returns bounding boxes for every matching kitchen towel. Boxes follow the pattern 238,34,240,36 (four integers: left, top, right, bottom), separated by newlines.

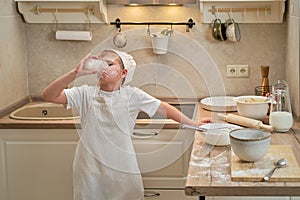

55,30,92,41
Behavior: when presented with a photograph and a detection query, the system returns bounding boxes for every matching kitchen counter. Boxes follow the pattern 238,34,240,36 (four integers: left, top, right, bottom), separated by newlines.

1,101,300,197
185,106,300,197
0,101,183,129
0,99,197,200
0,97,202,129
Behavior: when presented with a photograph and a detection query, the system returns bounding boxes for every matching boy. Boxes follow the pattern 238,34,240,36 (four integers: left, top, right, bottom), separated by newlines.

42,49,210,200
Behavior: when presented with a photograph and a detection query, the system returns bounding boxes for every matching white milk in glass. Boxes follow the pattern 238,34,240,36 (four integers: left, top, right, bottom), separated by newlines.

269,111,293,132
84,59,108,72
270,80,293,132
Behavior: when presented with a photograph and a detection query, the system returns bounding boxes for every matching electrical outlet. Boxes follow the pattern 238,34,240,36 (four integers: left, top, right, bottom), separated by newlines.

226,65,237,77
226,65,249,78
236,65,249,77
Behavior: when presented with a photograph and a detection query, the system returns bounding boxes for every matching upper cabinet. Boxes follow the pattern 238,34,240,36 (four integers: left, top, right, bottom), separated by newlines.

15,0,108,23
199,0,286,23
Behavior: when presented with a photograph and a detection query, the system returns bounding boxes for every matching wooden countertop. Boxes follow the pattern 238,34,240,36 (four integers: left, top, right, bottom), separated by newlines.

185,106,300,197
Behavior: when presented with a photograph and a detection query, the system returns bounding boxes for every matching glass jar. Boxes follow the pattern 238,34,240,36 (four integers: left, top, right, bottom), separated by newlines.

83,58,108,73
269,80,293,132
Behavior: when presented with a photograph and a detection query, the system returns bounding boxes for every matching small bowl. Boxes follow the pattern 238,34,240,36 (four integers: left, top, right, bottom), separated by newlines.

200,123,242,146
230,129,271,162
233,95,270,119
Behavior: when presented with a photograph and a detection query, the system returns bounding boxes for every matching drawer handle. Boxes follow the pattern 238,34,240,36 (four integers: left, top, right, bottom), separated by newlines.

144,191,160,197
132,131,158,138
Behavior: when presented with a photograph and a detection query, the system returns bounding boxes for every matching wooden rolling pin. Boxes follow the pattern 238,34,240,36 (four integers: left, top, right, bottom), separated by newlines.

217,113,274,132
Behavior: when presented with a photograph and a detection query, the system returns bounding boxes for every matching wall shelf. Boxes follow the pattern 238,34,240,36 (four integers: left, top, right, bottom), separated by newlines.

199,0,286,23
15,0,108,24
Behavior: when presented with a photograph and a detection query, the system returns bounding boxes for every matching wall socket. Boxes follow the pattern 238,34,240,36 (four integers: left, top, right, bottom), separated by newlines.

226,65,249,78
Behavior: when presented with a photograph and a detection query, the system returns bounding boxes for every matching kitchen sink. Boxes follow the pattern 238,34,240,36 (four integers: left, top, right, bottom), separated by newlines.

9,102,79,120
8,100,197,122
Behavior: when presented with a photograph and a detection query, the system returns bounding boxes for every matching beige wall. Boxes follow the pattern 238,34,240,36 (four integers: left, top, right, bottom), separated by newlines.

0,0,28,110
2,2,296,112
26,5,287,99
286,0,300,119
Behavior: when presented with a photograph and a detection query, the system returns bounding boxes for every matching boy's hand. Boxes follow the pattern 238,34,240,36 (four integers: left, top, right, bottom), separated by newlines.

197,118,212,126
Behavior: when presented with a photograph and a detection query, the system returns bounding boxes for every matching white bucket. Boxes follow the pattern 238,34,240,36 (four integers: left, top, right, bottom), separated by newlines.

150,34,169,54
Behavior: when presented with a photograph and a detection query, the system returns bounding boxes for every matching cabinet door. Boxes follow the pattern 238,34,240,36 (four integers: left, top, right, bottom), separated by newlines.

132,128,195,188
133,128,194,176
5,141,76,200
0,129,78,200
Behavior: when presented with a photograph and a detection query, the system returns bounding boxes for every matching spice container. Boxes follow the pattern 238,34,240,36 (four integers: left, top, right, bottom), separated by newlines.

255,66,271,97
261,65,270,88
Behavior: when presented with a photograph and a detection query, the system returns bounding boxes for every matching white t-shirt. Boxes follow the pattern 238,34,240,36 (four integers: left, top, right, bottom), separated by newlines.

64,85,161,129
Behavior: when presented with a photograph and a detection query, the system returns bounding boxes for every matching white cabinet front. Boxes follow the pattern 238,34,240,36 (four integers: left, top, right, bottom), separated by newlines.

5,141,76,200
0,129,77,200
0,128,194,200
132,128,195,188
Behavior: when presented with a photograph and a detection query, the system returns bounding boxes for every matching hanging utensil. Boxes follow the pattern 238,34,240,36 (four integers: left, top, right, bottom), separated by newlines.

161,28,174,37
113,28,127,48
212,18,227,41
225,18,241,42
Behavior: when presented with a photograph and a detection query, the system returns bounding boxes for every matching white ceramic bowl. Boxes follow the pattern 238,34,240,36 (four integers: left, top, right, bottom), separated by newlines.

230,129,271,162
233,95,270,120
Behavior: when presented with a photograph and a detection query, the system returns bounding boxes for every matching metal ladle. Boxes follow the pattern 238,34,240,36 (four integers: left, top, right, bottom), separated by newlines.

181,124,234,132
263,158,287,181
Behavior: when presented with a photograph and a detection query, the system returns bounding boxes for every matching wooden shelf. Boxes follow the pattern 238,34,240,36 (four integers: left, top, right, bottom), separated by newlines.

15,0,108,24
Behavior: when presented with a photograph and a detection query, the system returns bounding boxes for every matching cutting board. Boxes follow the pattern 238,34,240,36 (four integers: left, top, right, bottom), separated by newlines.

231,145,300,182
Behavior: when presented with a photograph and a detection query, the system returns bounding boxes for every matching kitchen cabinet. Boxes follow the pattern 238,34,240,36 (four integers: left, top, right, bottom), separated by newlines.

0,129,77,200
132,128,195,188
0,128,197,200
133,128,198,199
15,0,108,23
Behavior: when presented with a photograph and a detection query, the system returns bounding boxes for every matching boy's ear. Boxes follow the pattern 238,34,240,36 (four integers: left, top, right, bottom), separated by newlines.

121,69,128,78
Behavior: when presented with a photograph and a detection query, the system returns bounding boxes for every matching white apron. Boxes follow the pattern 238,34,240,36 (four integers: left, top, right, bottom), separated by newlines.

73,87,144,200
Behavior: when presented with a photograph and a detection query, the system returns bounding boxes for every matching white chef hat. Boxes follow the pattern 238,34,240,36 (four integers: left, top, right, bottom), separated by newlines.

110,49,136,84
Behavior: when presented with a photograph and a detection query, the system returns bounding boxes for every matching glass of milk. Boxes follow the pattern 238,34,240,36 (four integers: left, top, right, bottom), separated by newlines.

269,80,293,132
83,58,108,73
